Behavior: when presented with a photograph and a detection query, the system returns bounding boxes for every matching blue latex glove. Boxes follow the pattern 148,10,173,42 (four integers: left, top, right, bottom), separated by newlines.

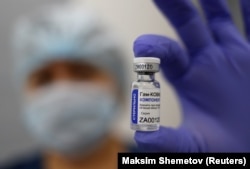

134,0,250,152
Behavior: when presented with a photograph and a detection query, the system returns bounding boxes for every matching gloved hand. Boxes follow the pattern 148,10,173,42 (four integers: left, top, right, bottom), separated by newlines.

134,0,250,152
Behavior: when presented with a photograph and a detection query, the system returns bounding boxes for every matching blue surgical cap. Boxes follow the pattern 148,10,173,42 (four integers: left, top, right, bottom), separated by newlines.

12,4,128,94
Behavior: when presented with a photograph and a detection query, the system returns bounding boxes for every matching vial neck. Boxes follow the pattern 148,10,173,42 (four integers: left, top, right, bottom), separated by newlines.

137,72,155,82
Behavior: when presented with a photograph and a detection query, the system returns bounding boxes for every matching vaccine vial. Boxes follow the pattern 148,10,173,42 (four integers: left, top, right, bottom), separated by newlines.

131,57,161,131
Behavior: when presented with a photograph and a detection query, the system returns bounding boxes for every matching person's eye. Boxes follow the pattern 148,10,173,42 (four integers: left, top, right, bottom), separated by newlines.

74,69,94,80
32,72,53,87
70,65,95,81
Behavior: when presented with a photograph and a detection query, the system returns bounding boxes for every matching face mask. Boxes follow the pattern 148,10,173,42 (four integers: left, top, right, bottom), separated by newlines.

22,83,118,155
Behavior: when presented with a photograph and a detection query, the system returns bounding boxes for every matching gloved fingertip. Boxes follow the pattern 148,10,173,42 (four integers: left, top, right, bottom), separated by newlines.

133,34,161,58
134,126,203,152
134,130,159,143
134,130,162,152
134,126,176,149
133,34,189,80
133,43,154,58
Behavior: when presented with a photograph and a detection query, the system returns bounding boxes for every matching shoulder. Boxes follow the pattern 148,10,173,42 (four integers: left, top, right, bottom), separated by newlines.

0,153,42,169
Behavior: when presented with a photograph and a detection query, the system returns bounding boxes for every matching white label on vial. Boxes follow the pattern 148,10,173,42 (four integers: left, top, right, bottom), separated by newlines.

131,88,160,124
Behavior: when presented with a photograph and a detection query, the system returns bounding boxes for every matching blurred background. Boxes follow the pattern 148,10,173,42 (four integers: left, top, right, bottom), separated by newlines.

0,0,243,163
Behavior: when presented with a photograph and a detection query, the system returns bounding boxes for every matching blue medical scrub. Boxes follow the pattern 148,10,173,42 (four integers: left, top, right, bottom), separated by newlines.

0,146,139,169
0,153,42,169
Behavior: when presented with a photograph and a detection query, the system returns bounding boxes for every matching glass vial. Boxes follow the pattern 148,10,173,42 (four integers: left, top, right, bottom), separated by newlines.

131,57,161,131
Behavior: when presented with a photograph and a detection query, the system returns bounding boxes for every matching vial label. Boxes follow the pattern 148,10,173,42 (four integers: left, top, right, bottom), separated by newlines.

134,63,160,72
131,88,160,125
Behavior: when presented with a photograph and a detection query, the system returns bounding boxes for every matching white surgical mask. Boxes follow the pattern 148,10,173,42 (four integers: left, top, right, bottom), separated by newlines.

22,82,118,155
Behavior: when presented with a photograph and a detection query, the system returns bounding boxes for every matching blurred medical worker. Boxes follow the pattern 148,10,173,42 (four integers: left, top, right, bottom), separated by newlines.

3,3,130,169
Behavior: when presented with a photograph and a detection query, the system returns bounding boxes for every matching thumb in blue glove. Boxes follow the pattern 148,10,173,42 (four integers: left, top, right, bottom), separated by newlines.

134,0,250,152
